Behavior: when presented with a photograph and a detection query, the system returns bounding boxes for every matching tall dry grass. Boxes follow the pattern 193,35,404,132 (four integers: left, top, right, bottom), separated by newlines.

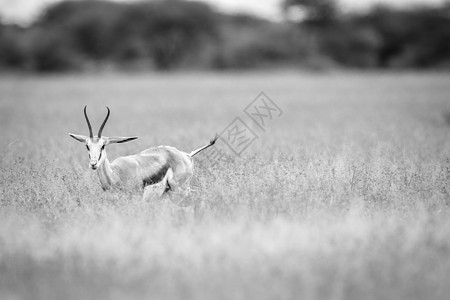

1,72,450,300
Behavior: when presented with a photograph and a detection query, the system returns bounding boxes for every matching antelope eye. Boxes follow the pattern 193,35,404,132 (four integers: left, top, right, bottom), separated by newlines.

101,145,105,150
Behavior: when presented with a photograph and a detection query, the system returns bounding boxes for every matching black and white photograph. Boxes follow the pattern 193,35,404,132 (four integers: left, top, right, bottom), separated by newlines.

1,0,450,299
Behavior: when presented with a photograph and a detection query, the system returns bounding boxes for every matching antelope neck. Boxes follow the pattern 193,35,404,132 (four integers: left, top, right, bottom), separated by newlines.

96,152,117,190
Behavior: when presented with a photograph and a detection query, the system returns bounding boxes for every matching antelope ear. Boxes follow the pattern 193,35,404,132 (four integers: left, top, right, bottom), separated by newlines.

105,136,138,144
69,133,88,143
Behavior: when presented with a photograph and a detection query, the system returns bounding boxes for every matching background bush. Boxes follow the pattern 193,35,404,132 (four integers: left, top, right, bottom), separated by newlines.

0,0,449,72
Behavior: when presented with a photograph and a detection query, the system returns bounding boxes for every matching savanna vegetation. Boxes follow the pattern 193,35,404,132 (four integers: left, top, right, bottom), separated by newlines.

1,72,450,299
1,0,450,71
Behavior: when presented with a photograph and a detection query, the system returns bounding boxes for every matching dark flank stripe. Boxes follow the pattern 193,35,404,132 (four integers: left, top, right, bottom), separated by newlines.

142,165,170,188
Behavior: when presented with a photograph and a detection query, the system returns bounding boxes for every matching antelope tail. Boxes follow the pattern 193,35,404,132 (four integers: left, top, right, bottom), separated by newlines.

189,134,218,157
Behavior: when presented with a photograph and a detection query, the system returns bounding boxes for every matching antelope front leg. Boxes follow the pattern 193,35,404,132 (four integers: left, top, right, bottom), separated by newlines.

143,182,166,200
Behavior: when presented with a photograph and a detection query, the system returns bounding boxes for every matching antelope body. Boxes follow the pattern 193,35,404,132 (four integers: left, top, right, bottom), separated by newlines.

69,106,217,197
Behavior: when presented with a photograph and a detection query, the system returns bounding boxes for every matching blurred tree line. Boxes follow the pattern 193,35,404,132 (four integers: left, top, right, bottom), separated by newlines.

0,0,449,72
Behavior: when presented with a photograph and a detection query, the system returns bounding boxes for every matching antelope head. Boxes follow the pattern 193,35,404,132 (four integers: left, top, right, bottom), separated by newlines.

69,106,138,170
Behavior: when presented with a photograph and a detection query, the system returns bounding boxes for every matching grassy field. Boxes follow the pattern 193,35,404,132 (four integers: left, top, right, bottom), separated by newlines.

1,71,450,300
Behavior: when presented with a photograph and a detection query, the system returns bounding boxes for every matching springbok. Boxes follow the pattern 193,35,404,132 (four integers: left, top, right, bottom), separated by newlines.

69,106,217,198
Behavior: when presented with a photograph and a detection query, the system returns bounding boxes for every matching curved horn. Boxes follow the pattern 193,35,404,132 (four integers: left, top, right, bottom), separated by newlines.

98,106,110,138
84,105,93,138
